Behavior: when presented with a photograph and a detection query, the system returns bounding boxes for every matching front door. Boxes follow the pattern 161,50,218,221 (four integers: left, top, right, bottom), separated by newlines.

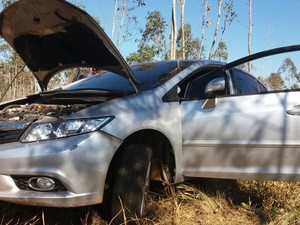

180,45,300,181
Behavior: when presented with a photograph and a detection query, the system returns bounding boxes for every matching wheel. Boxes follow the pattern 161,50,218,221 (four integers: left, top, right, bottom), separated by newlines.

110,144,152,224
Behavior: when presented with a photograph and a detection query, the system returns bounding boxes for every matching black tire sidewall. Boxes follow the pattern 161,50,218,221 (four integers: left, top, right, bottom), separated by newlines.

111,144,152,223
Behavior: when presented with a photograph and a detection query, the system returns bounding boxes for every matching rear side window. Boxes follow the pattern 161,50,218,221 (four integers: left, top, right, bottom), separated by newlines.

231,69,260,94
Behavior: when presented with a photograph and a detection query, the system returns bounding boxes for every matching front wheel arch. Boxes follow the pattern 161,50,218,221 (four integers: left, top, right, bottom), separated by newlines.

103,129,176,220
122,129,176,183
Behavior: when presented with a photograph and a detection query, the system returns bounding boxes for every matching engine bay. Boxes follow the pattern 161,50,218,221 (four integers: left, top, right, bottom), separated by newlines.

0,103,89,122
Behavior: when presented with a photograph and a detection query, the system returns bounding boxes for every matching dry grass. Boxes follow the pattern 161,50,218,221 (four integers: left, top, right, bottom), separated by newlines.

1,179,300,225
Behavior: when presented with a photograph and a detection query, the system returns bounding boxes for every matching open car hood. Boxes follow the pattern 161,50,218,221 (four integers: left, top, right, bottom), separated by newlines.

0,0,140,91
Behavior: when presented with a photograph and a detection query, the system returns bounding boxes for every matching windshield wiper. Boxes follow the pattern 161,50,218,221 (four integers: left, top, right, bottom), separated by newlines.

45,96,111,103
40,89,134,97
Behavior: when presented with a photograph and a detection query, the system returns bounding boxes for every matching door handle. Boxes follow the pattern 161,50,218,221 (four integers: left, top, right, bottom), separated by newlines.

286,105,300,115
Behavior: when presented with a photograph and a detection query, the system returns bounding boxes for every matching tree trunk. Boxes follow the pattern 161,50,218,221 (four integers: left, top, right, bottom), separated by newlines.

111,0,118,40
209,0,223,60
218,0,235,47
180,0,185,59
117,0,126,48
13,63,17,99
248,0,252,72
170,0,177,60
200,0,209,59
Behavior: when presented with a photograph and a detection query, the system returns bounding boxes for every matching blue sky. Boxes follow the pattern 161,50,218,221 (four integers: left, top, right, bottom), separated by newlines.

0,0,299,80
0,0,298,62
81,0,300,63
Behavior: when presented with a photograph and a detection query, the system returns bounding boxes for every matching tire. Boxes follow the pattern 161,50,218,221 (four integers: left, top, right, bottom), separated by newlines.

110,144,152,224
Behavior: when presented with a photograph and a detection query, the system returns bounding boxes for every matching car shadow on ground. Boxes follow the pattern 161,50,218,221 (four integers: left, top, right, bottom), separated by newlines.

0,202,109,225
182,178,269,223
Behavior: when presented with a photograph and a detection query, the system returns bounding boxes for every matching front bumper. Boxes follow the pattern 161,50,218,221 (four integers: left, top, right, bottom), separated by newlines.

0,131,122,207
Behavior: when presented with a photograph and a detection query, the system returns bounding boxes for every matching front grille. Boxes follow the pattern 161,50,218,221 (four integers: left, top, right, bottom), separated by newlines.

13,176,30,190
0,121,29,144
0,130,23,144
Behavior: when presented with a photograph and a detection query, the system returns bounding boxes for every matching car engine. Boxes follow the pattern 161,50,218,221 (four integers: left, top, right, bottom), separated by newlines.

0,103,89,144
0,103,88,122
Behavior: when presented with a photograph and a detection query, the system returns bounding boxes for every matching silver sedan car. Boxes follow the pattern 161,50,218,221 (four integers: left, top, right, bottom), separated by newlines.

1,0,300,223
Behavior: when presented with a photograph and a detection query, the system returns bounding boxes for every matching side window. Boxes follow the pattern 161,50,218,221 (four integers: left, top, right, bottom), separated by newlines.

231,69,260,94
183,70,227,100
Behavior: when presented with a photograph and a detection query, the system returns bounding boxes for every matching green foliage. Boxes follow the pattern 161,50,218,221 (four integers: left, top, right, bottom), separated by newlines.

136,0,145,7
126,44,157,64
140,11,167,56
142,11,166,42
222,0,237,32
278,57,300,88
126,10,167,63
213,41,228,61
266,72,285,91
261,58,300,91
176,24,203,59
278,58,298,78
278,58,298,74
113,0,146,45
290,83,299,89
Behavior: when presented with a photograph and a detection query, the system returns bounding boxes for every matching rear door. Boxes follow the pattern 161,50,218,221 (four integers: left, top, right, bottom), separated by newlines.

181,45,300,181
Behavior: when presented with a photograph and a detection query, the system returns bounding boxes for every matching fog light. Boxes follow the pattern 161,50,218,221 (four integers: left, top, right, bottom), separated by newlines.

28,177,55,191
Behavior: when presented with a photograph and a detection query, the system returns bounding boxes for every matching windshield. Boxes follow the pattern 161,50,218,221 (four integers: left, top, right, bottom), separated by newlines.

63,61,193,92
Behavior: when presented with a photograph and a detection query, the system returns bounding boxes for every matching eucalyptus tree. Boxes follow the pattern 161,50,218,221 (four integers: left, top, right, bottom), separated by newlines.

179,0,186,59
176,24,202,59
278,57,300,88
199,0,212,58
208,0,223,59
126,44,157,64
208,0,236,60
126,10,167,63
170,0,177,59
213,41,228,61
111,0,145,47
248,0,253,72
265,72,285,91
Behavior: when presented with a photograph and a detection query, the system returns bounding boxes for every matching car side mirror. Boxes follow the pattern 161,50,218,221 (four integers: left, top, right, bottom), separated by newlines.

205,77,226,98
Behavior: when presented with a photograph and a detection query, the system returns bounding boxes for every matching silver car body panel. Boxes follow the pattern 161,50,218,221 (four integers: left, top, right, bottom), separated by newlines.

0,132,122,206
182,90,300,181
1,56,300,206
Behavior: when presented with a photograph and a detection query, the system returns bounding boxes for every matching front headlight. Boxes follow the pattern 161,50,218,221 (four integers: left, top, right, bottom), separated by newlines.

21,117,114,142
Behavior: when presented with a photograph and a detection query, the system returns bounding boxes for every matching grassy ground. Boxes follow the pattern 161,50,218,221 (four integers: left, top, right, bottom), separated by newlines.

1,179,300,225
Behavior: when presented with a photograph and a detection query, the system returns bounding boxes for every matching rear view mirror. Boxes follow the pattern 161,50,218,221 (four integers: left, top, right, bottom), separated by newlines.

205,77,226,97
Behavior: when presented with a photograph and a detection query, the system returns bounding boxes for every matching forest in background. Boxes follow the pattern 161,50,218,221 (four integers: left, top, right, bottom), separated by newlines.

0,0,299,102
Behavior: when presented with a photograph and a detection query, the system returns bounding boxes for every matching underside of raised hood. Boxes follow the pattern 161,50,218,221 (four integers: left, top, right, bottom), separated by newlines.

0,0,140,91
